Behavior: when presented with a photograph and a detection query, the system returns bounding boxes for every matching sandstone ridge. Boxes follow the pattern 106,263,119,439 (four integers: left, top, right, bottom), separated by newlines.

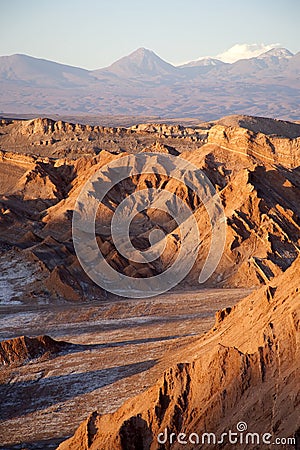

58,255,300,449
0,116,300,305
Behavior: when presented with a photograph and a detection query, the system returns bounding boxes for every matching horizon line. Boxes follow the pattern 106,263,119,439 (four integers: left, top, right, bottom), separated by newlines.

0,45,296,72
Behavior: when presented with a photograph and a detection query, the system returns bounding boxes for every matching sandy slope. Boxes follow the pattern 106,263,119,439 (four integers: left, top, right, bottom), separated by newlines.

59,256,300,449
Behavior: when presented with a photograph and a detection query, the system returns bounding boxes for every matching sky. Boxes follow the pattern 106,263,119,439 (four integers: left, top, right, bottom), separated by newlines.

0,0,299,69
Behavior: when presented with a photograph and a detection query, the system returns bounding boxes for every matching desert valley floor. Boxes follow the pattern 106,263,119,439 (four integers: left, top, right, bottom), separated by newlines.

0,288,250,449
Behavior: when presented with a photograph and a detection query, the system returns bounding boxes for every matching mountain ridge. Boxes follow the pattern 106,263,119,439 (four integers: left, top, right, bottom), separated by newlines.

0,53,90,86
179,57,226,68
1,46,294,72
0,47,299,120
96,47,177,78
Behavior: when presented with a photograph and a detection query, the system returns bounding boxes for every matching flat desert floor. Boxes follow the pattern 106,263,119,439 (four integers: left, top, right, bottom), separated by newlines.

0,288,250,449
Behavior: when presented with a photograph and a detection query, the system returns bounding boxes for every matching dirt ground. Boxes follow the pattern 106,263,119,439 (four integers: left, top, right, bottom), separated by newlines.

0,288,250,449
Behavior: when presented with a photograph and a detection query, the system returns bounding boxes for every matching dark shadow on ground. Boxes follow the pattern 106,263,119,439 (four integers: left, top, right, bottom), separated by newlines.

0,435,68,450
63,333,195,354
0,359,157,421
0,313,211,341
47,312,212,339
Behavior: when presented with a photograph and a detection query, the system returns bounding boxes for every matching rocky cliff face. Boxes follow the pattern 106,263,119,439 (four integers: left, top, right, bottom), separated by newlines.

58,255,300,449
207,124,300,168
0,335,67,365
0,117,206,160
216,114,300,138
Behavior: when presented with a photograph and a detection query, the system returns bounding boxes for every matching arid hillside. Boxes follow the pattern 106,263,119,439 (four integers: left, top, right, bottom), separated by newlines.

58,252,300,450
0,115,300,304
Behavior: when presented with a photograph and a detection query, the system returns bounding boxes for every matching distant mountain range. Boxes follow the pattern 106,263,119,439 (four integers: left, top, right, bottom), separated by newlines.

0,47,299,120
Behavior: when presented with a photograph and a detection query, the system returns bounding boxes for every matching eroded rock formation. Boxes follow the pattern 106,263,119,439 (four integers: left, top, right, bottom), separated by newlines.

0,335,67,365
0,116,300,304
58,256,300,449
0,115,299,449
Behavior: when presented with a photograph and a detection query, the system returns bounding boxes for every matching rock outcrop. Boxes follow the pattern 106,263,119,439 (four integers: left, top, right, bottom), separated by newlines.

207,124,300,168
0,335,67,365
216,114,300,138
0,117,207,160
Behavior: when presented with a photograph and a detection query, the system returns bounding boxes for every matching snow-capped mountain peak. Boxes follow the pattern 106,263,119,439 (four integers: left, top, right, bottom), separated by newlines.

257,47,294,59
179,57,224,68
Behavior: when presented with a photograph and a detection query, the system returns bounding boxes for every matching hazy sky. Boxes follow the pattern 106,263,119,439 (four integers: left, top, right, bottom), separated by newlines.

0,0,299,69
